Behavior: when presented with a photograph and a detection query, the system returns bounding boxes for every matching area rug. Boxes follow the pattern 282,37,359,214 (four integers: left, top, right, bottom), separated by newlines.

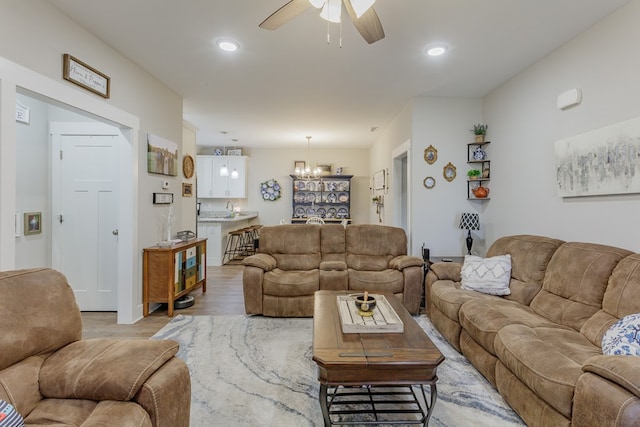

152,315,525,427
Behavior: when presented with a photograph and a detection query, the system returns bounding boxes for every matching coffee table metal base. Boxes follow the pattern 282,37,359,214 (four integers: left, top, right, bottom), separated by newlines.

319,382,437,426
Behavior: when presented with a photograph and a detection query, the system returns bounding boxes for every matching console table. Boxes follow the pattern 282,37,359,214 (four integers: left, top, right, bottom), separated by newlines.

143,238,207,317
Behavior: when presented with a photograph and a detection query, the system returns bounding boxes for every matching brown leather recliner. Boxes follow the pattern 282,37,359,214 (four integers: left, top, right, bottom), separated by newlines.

0,268,190,427
242,224,424,317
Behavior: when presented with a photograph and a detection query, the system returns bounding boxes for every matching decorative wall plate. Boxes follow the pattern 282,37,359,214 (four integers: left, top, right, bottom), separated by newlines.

182,154,195,179
443,162,457,182
424,145,438,165
423,176,435,189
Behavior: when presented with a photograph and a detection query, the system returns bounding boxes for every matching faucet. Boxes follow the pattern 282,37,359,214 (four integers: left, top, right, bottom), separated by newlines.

225,200,235,211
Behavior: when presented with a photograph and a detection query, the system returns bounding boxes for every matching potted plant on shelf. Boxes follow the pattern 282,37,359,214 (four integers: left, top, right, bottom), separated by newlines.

471,124,488,142
467,169,481,180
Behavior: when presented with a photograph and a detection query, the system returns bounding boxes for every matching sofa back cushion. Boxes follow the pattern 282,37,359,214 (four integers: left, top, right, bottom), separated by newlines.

0,268,82,371
320,224,346,263
258,225,321,270
530,242,633,331
581,253,640,346
346,225,406,271
486,235,564,305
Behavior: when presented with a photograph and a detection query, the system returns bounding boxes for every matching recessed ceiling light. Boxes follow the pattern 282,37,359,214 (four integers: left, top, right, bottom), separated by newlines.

425,44,448,56
217,38,239,52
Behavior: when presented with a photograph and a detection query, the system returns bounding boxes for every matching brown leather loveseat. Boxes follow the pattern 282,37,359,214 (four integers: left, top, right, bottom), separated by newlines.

426,235,640,427
242,224,424,317
0,268,190,427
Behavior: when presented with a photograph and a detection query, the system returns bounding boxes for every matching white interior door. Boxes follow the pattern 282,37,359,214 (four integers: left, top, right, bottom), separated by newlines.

52,126,119,310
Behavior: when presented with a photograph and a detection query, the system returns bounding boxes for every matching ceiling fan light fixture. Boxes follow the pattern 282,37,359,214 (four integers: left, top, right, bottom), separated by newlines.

309,0,325,8
216,38,239,52
351,0,375,18
425,44,448,56
320,0,341,23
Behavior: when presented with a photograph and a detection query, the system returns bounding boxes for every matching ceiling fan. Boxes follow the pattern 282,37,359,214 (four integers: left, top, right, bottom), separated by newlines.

259,0,385,44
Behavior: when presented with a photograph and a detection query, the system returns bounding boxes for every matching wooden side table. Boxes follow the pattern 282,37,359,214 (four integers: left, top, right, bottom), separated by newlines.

143,238,207,317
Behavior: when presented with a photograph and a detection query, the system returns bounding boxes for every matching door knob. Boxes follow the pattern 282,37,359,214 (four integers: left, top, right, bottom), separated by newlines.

112,229,119,235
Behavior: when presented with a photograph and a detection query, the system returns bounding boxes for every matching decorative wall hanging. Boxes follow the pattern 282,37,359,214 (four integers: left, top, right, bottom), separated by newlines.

423,176,435,189
147,133,178,176
182,183,193,197
261,179,281,201
24,212,42,235
424,145,438,164
373,169,386,190
555,116,640,197
62,54,110,98
182,155,195,179
555,118,640,197
443,162,457,182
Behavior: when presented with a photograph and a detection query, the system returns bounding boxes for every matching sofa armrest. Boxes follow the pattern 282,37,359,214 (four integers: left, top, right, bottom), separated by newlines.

135,356,191,427
320,260,347,271
428,262,462,282
389,255,424,270
582,355,640,398
242,253,276,271
39,338,179,401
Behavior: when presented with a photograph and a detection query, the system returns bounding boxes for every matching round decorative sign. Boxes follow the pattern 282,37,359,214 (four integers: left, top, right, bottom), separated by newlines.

260,179,281,201
182,155,195,179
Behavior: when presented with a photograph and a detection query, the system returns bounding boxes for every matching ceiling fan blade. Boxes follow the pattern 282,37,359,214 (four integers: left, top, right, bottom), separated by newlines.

343,0,385,44
259,0,312,30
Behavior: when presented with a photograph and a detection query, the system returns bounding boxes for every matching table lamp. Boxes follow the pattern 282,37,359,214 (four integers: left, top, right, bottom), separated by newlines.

459,213,480,255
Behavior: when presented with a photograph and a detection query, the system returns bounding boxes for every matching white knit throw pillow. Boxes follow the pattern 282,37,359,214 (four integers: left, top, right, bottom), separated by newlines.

461,254,512,296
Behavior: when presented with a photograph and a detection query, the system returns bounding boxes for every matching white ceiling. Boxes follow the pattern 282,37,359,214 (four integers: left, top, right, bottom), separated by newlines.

48,0,629,148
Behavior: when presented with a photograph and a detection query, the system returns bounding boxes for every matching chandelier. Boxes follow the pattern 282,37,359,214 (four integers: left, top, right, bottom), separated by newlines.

294,136,321,180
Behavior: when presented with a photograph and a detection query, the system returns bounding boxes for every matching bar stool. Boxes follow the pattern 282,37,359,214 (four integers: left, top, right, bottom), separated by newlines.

223,229,245,264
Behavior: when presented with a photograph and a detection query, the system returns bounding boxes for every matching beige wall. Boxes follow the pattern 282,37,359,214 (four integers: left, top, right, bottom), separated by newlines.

483,0,640,251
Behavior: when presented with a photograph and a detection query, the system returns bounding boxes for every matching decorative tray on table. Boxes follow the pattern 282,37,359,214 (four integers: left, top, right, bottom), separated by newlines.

337,294,404,334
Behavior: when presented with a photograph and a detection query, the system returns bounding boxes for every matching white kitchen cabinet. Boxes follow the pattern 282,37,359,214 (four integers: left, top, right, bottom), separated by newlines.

196,155,247,198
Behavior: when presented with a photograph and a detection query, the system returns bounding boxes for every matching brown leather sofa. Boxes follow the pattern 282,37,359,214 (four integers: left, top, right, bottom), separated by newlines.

0,268,190,427
426,234,640,427
242,224,424,317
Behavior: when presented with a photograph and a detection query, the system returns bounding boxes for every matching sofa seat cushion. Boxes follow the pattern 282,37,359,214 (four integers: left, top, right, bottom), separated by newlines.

24,398,152,427
459,298,568,355
263,269,319,297
431,280,498,322
495,324,602,419
347,269,403,293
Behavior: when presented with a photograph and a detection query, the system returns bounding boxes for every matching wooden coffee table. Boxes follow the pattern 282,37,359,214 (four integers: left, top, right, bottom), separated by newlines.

312,290,445,426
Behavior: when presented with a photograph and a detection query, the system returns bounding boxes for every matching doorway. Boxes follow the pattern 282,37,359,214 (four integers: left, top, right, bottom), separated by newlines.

392,140,412,252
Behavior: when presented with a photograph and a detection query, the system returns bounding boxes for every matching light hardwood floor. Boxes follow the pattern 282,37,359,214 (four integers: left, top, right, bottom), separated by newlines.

81,265,245,339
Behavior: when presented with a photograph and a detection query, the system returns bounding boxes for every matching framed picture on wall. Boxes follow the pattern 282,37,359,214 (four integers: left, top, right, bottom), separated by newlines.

24,212,42,235
373,169,386,190
182,183,193,197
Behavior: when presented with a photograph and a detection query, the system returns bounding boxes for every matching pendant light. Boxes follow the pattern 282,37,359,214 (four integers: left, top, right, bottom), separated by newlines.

219,131,229,176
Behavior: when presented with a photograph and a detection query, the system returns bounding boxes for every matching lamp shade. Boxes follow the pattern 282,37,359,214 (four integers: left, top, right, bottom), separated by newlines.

459,213,479,231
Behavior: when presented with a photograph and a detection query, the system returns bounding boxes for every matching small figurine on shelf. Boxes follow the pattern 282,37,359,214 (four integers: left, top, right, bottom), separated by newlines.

471,123,488,142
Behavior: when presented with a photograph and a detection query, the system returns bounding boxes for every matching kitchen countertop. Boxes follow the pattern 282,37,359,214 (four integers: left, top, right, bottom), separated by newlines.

197,211,258,223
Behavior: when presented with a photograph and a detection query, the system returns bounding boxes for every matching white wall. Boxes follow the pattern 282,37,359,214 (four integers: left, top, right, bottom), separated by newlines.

483,0,640,251
0,0,184,255
0,1,184,322
410,97,484,257
197,146,371,226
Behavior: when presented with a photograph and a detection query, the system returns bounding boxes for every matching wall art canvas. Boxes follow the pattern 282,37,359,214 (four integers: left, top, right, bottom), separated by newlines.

555,117,640,197
147,133,178,176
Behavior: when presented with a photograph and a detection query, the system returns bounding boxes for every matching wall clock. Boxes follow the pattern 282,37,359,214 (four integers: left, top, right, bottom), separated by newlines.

443,162,457,182
182,155,195,179
423,176,435,189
